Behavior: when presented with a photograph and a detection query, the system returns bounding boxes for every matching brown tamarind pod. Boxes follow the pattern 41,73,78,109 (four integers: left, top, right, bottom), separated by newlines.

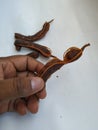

63,43,90,63
15,19,54,42
14,39,52,58
38,58,65,82
38,43,90,82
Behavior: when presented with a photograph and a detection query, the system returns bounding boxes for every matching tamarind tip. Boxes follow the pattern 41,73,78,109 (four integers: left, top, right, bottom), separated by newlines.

48,19,54,24
81,43,90,51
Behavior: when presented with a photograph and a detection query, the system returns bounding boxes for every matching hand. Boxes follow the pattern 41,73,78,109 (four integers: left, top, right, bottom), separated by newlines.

0,55,46,115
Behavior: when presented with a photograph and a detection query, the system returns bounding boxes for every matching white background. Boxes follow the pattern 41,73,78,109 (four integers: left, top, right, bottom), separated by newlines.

0,0,98,130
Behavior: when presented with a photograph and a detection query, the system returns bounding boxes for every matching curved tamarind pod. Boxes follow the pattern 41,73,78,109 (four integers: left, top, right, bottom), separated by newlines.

38,43,90,82
38,58,65,82
63,43,90,63
14,39,52,58
15,19,54,42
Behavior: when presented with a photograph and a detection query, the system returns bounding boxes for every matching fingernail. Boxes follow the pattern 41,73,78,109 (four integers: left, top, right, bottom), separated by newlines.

31,77,44,92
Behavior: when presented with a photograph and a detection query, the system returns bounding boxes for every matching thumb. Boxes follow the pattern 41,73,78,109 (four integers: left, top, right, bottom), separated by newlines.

0,77,44,101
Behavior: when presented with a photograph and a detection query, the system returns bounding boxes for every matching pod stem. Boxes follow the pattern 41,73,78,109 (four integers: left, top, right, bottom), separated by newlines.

81,43,90,51
48,19,54,24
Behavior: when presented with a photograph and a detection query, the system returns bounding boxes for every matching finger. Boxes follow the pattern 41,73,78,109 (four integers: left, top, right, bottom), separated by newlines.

36,88,47,99
27,56,44,73
27,72,35,77
0,101,9,114
0,64,4,80
0,77,44,101
8,55,44,73
7,100,15,112
17,71,28,78
17,71,46,99
17,71,34,78
27,95,39,113
15,99,27,115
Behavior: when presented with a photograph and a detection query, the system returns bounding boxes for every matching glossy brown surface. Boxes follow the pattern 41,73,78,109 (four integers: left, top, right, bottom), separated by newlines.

14,20,90,82
14,39,52,58
38,44,90,82
15,20,54,42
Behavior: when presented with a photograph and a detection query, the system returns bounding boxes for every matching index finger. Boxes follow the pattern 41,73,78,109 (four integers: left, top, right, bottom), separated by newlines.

7,55,44,73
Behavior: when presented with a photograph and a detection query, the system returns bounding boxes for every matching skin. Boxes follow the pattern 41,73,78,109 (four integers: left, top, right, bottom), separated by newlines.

0,55,46,115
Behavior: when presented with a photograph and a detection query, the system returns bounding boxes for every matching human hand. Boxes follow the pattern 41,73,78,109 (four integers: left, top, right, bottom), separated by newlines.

0,55,46,115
